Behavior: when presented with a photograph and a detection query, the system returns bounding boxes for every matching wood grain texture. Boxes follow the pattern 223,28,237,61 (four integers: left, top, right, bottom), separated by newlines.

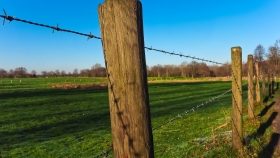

98,0,154,157
248,55,254,119
231,47,243,150
255,62,260,103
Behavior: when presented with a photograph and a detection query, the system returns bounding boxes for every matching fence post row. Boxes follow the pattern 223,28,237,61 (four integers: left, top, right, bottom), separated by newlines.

247,55,254,119
231,47,243,150
98,0,154,157
255,62,260,103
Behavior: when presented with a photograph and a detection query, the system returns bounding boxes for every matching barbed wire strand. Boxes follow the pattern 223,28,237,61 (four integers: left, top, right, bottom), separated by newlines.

0,9,101,40
152,86,237,131
1,9,223,65
144,46,223,65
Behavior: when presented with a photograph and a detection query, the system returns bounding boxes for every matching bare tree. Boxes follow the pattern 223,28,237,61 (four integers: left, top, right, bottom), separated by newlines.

31,70,37,75
61,70,66,77
41,71,47,77
188,61,199,78
73,69,79,77
14,67,27,78
180,61,188,77
0,69,7,78
198,62,210,77
266,42,280,76
254,44,265,63
8,69,14,78
55,70,61,77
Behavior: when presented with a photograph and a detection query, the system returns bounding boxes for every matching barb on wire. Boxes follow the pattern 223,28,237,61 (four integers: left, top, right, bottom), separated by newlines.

144,46,223,65
0,9,101,40
152,88,233,130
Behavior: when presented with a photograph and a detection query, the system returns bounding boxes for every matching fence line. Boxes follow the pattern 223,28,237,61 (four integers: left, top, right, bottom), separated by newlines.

0,6,260,157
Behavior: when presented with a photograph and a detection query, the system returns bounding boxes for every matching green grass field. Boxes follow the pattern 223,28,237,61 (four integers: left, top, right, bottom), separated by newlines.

0,78,278,157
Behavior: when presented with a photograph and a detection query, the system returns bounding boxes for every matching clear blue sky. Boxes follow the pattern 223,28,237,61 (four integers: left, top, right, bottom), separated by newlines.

0,0,279,74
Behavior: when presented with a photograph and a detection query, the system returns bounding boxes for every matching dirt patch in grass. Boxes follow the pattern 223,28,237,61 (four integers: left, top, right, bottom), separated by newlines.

51,83,107,90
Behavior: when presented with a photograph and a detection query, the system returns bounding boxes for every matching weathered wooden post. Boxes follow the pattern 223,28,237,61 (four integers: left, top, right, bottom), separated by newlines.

272,74,275,94
262,70,266,97
268,71,271,97
255,62,260,103
231,47,243,150
98,0,154,157
248,55,254,119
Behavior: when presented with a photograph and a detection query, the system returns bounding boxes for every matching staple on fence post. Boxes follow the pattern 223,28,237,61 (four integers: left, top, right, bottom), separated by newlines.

248,55,254,119
231,46,243,150
98,0,154,157
255,62,260,103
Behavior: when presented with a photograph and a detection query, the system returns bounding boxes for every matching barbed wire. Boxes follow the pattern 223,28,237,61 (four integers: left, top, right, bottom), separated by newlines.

1,9,224,65
153,82,248,131
152,88,232,130
144,46,223,65
0,9,101,40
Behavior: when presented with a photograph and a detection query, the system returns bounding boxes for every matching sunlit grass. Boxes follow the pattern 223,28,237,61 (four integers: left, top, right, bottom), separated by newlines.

0,78,278,157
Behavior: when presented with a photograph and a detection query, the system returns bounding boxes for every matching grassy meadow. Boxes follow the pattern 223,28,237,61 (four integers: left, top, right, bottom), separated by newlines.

0,77,278,157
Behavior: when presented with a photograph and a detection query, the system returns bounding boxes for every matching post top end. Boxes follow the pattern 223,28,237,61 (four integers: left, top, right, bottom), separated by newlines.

231,46,242,51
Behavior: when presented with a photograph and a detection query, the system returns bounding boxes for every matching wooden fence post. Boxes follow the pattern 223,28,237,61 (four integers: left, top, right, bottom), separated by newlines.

248,55,254,119
231,47,243,150
268,71,271,97
98,1,154,157
262,70,266,97
272,74,275,94
255,62,260,103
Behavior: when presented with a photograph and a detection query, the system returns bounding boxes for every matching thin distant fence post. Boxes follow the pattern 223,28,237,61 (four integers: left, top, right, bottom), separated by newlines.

268,71,271,97
255,62,260,103
231,47,243,150
262,70,266,97
98,0,154,157
272,74,275,94
248,55,254,119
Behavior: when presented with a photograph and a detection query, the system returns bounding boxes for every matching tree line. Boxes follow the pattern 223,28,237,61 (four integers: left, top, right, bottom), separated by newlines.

0,39,279,78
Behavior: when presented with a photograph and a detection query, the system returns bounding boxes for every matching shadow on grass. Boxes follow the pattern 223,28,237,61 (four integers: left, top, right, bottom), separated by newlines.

244,112,278,145
0,111,111,147
258,133,280,158
0,87,111,148
263,96,269,103
257,102,276,118
0,88,108,100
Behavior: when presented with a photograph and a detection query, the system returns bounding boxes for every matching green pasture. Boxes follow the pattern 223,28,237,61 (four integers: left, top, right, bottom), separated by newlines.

0,77,278,157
